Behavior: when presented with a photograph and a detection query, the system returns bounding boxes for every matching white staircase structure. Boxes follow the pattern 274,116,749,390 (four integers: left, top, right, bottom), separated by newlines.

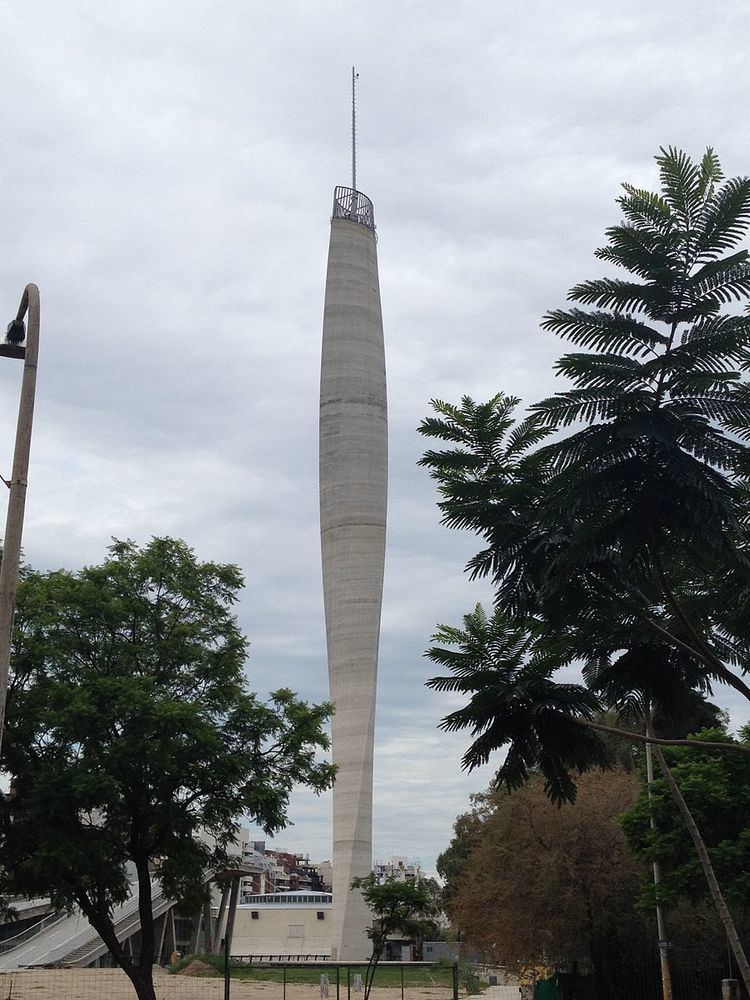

0,856,265,971
0,883,172,971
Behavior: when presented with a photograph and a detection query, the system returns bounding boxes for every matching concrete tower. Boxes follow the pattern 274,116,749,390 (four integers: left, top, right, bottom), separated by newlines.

319,170,387,957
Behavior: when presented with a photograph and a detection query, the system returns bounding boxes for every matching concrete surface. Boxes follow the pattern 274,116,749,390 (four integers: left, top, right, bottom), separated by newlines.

319,203,387,960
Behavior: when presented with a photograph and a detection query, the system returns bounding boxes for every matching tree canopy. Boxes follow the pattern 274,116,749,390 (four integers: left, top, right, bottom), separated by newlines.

420,147,750,802
420,147,750,990
352,872,439,1000
437,769,732,997
0,537,334,1000
437,769,644,972
622,724,750,911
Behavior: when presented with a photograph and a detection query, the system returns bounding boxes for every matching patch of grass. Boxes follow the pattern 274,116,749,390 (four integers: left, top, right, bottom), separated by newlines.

168,955,455,989
228,965,454,988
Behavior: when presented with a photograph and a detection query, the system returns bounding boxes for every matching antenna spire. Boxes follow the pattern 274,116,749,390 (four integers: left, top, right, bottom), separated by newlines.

351,67,358,193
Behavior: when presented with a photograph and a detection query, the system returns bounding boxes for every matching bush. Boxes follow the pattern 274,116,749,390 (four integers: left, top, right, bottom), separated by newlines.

167,952,223,975
457,959,483,995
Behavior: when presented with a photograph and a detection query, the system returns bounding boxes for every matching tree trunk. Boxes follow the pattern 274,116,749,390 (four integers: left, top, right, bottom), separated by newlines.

653,745,750,996
76,894,132,973
364,942,385,1000
123,964,158,1000
645,718,673,1000
134,855,156,971
76,884,158,1000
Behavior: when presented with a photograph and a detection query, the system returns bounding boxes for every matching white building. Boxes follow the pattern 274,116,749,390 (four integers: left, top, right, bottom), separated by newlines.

229,891,332,958
373,857,423,884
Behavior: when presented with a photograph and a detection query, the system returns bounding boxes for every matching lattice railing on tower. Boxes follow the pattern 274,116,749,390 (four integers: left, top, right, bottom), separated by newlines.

332,187,375,231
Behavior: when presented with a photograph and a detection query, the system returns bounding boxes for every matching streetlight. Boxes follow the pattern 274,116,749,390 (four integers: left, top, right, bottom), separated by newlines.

0,283,40,760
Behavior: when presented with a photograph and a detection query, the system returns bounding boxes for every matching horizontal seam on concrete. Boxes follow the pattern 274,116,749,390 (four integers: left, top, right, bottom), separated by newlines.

321,523,385,533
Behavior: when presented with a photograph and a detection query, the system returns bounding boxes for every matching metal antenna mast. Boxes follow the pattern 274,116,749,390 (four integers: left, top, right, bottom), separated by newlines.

351,66,358,193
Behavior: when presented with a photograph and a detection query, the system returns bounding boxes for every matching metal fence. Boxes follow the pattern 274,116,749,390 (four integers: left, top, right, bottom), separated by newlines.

0,960,460,1000
228,961,458,1000
0,953,741,1000
527,936,748,1000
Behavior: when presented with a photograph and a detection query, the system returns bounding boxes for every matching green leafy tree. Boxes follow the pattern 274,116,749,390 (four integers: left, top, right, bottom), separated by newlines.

435,800,486,916
622,725,750,910
0,538,334,1000
441,770,730,995
352,873,439,1000
419,147,750,990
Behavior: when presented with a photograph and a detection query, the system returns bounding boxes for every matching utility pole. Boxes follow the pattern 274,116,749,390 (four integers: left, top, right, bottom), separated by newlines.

0,284,40,760
645,713,674,1000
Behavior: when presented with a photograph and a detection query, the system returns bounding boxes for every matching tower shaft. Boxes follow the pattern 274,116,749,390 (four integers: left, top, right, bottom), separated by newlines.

319,188,387,960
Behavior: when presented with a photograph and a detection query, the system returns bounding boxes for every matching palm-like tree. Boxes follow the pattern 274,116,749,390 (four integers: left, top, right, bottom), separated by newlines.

425,605,750,991
419,394,553,613
419,148,750,706
425,605,607,804
420,148,750,991
426,604,750,798
534,148,750,630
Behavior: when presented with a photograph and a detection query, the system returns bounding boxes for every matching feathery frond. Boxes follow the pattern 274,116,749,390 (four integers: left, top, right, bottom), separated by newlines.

420,146,750,807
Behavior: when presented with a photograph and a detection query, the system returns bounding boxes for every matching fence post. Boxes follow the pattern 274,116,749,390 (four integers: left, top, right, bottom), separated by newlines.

284,964,287,1000
348,965,351,1000
400,963,404,1000
722,980,740,1000
452,962,459,1000
223,937,230,1000
337,965,340,1000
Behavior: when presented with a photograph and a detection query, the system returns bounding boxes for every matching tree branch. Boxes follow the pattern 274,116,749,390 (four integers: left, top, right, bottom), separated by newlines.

652,546,748,682
75,892,132,972
522,802,551,851
594,574,750,704
572,716,750,756
635,611,750,704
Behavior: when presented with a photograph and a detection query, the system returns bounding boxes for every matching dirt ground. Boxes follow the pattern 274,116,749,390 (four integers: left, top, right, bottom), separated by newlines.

0,967,457,1000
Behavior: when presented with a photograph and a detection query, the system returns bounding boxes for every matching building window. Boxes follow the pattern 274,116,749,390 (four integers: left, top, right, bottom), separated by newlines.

288,925,305,938
317,912,325,920
251,911,259,920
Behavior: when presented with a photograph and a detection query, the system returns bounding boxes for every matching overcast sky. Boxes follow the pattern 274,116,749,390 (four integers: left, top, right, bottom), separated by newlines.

1,0,749,874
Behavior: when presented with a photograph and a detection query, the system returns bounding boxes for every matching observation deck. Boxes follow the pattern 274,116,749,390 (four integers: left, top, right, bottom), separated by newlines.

332,186,375,231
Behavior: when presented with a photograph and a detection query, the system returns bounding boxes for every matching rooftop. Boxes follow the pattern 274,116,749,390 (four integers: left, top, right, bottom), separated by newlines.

240,891,333,907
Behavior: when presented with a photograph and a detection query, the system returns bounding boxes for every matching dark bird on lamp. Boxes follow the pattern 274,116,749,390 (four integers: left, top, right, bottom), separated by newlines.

6,319,25,345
